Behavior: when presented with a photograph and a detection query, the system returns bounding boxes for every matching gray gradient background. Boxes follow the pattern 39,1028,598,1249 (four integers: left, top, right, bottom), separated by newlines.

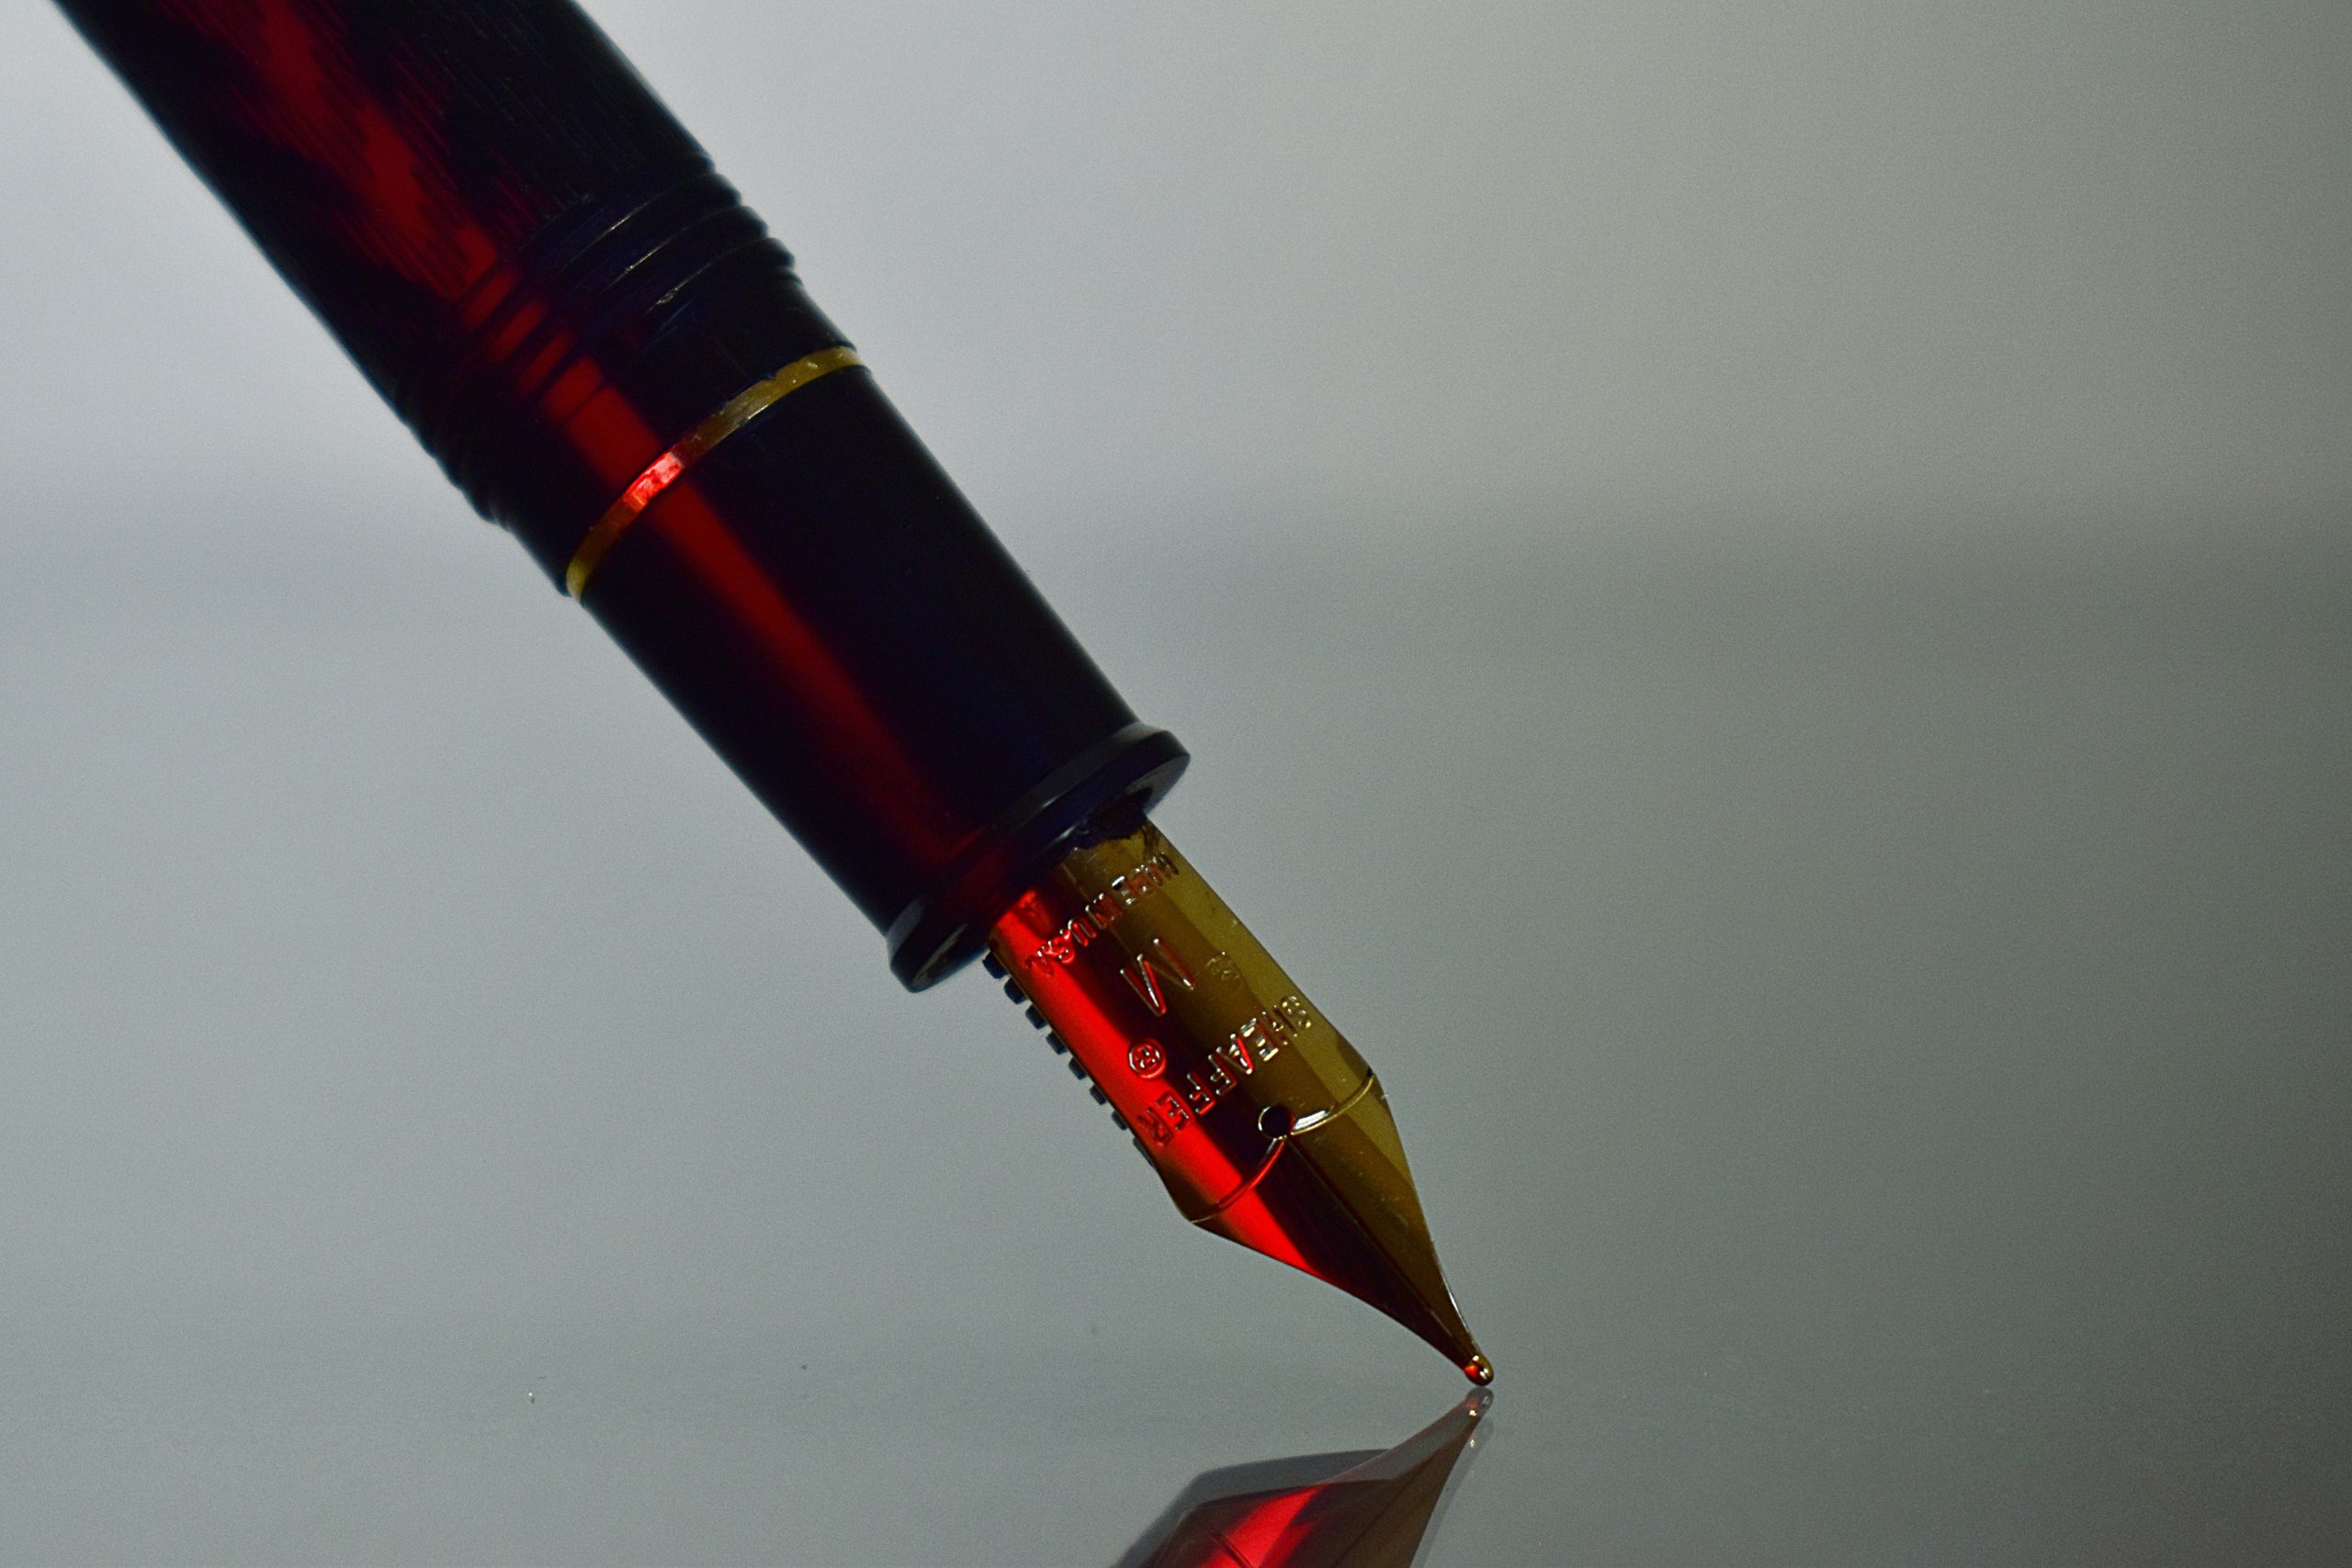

3,2,2348,1562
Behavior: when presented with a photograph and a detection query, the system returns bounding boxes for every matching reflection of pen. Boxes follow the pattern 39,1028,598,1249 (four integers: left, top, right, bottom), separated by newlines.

1120,1390,1490,1568
59,0,1487,1382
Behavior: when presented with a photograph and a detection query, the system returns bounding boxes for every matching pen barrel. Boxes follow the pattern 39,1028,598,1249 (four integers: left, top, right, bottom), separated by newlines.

55,0,833,576
59,0,1184,986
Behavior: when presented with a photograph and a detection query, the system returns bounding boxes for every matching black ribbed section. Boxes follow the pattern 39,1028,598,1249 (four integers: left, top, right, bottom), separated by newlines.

415,168,771,541
415,167,846,580
55,0,844,581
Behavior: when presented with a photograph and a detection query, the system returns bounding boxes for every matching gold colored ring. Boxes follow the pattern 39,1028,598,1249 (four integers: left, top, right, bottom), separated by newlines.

564,344,863,598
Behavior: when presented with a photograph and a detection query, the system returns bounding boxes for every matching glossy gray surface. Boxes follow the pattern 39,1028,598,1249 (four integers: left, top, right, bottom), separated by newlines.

3,507,2346,1563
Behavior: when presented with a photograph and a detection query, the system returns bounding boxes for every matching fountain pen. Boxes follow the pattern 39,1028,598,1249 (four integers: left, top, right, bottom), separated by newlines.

58,0,1489,1384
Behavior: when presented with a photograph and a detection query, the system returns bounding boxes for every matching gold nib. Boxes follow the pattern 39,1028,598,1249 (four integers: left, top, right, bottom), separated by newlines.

989,819,1490,1382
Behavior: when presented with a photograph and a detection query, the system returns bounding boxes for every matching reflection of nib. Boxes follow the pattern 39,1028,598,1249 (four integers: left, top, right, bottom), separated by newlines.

1117,1391,1492,1568
989,818,1489,1382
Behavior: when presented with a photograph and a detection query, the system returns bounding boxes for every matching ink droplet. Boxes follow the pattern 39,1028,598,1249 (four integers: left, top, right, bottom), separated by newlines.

1464,1354,1494,1386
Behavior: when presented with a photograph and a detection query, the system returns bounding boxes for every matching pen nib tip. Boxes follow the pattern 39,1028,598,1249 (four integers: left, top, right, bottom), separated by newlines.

1193,1070,1488,1379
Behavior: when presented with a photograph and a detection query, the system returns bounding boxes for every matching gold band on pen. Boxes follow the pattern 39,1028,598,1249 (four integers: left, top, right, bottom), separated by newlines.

564,344,863,598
